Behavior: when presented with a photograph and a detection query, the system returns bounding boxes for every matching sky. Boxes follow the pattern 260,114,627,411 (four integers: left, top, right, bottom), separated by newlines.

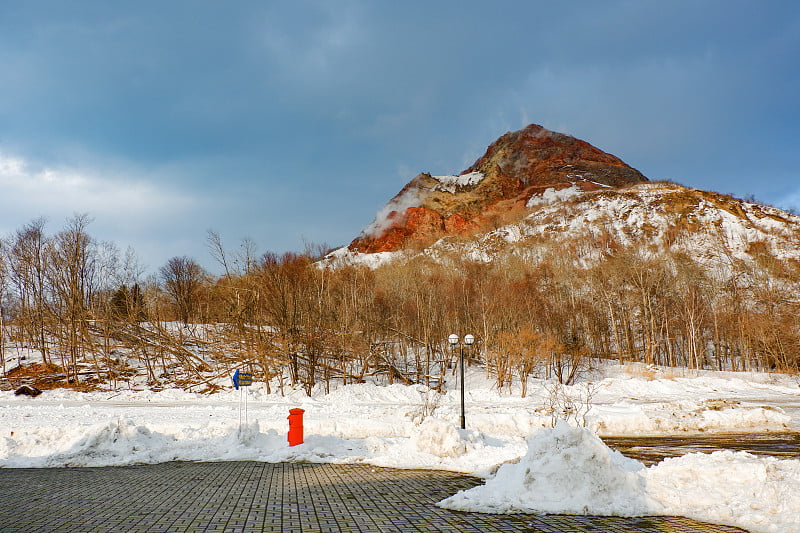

1,1,799,274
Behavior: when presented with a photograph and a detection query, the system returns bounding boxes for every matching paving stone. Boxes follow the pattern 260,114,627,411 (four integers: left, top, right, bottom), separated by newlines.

0,462,748,532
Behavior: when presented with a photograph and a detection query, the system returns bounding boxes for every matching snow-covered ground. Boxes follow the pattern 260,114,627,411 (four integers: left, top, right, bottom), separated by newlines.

440,422,800,533
1,363,799,532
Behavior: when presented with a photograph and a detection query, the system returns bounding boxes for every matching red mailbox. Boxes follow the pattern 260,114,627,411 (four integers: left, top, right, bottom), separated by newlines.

287,408,304,446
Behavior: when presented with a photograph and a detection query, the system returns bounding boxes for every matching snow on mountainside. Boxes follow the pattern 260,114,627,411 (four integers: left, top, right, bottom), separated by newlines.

439,182,800,264
329,181,800,271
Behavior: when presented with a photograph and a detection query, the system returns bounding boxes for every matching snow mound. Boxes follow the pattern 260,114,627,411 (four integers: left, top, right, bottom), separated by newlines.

645,451,800,533
438,421,655,516
415,417,467,458
0,418,286,468
438,420,800,532
590,398,792,435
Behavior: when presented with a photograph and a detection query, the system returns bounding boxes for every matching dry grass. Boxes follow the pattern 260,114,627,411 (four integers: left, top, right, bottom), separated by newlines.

6,362,98,392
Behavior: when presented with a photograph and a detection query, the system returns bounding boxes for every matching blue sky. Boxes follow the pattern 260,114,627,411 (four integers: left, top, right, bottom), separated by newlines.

1,1,799,273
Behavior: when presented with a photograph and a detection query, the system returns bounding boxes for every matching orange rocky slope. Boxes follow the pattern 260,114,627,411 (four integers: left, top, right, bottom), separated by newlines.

349,124,648,253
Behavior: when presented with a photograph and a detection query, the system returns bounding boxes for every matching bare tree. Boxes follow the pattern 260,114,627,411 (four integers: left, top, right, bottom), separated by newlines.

47,214,100,382
6,218,51,364
159,256,207,324
206,230,232,280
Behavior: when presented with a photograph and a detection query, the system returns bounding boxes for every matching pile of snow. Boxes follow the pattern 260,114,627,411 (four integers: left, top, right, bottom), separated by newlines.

0,410,518,475
415,417,468,458
439,421,654,516
439,422,800,533
646,450,800,533
590,398,791,435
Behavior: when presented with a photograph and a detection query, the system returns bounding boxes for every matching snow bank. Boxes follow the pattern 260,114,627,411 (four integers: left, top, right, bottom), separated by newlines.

439,423,800,533
0,419,286,468
0,409,521,476
590,399,791,435
439,421,655,516
1,366,797,470
646,451,800,533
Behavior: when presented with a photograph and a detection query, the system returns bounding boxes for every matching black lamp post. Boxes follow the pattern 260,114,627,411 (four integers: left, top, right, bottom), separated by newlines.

448,333,475,429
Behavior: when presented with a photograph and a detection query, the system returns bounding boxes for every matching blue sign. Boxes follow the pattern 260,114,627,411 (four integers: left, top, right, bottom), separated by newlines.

232,369,253,390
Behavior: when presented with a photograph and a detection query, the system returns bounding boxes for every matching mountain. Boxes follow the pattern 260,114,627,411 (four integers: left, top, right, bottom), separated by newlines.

348,124,648,254
428,181,800,269
331,124,800,271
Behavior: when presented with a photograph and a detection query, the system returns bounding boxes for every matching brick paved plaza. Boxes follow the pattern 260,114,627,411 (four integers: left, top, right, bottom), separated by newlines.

0,461,747,533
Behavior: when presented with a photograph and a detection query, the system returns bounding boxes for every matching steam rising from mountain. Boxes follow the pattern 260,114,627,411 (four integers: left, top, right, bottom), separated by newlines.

361,187,430,239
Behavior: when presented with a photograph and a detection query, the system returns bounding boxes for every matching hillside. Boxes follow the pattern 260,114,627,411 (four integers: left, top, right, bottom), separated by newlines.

331,126,800,274
348,124,648,254
434,182,800,270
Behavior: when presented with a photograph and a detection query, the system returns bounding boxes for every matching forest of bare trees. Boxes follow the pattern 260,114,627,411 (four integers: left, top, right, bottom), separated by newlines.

1,216,798,394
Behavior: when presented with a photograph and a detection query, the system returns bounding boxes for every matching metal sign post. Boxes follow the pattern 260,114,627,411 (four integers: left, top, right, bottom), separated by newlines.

232,370,253,428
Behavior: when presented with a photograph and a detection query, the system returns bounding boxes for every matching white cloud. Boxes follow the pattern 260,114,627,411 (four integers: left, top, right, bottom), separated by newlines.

0,152,214,271
0,152,196,221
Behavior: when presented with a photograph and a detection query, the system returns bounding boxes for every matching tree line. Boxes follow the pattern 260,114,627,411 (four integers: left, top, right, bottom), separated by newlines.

1,215,798,394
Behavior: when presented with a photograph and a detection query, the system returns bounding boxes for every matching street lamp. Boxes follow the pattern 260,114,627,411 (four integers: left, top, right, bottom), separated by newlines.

448,333,475,429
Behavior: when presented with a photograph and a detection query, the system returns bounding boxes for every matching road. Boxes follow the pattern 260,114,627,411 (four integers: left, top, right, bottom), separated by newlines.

0,461,749,533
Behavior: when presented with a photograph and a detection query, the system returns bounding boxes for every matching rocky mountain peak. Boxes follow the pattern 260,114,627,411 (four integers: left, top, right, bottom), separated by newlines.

464,124,648,188
349,124,648,254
